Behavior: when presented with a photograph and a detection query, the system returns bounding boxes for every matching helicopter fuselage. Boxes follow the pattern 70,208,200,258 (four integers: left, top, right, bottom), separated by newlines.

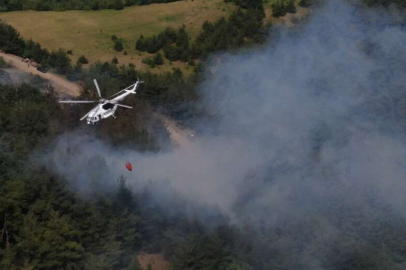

86,88,136,124
86,101,118,124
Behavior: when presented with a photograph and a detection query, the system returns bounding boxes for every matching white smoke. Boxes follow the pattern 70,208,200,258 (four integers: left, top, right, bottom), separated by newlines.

42,1,406,228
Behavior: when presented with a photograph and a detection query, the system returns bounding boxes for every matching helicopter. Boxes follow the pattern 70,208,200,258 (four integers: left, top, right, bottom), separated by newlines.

59,79,142,125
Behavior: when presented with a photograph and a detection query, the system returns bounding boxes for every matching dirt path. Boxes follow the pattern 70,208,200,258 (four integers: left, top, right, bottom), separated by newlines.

137,253,169,270
154,113,196,150
0,52,81,97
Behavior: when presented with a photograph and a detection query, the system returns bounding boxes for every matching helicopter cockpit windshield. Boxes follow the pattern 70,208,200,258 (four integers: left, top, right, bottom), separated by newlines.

102,103,115,110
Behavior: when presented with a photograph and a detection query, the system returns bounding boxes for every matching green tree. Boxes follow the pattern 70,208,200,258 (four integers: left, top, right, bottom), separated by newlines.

145,36,159,54
136,35,146,51
163,27,178,43
271,0,296,18
78,55,89,64
153,52,164,65
49,49,72,74
163,45,179,61
113,0,124,10
114,40,124,52
0,20,25,55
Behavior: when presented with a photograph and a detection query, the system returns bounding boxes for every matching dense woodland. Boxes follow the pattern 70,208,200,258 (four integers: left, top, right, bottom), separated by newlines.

2,0,406,270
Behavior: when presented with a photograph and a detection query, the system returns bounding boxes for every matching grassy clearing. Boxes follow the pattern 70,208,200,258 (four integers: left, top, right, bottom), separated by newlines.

0,0,235,74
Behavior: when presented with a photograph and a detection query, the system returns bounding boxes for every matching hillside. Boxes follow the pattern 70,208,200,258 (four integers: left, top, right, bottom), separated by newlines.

0,0,235,73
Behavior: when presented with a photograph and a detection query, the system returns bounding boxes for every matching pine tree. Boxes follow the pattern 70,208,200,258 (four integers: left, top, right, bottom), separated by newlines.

153,52,164,65
136,35,145,51
163,45,179,61
163,27,178,43
114,40,124,52
78,55,88,64
113,0,124,10
145,36,159,54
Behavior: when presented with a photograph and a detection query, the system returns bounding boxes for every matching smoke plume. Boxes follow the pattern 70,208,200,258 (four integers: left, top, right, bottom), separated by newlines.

42,2,406,263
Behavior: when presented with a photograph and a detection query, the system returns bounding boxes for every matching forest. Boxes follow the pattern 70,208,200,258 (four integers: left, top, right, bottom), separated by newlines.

2,0,406,270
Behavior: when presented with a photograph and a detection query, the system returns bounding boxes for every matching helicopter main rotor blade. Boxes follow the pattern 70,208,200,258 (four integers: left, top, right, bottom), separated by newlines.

107,90,125,100
59,100,96,104
116,104,132,109
80,111,92,121
93,79,102,99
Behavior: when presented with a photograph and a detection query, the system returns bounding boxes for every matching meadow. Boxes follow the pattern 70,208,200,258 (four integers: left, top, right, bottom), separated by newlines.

0,0,235,73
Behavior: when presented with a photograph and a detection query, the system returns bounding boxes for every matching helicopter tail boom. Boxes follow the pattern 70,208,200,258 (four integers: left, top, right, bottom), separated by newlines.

125,81,139,94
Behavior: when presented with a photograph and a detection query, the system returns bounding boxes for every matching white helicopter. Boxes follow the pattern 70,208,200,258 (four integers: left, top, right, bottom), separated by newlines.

60,79,142,125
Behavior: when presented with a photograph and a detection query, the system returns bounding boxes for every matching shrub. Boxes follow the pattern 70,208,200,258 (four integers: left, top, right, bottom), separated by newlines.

114,40,123,52
153,52,164,65
78,55,88,64
142,57,155,68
